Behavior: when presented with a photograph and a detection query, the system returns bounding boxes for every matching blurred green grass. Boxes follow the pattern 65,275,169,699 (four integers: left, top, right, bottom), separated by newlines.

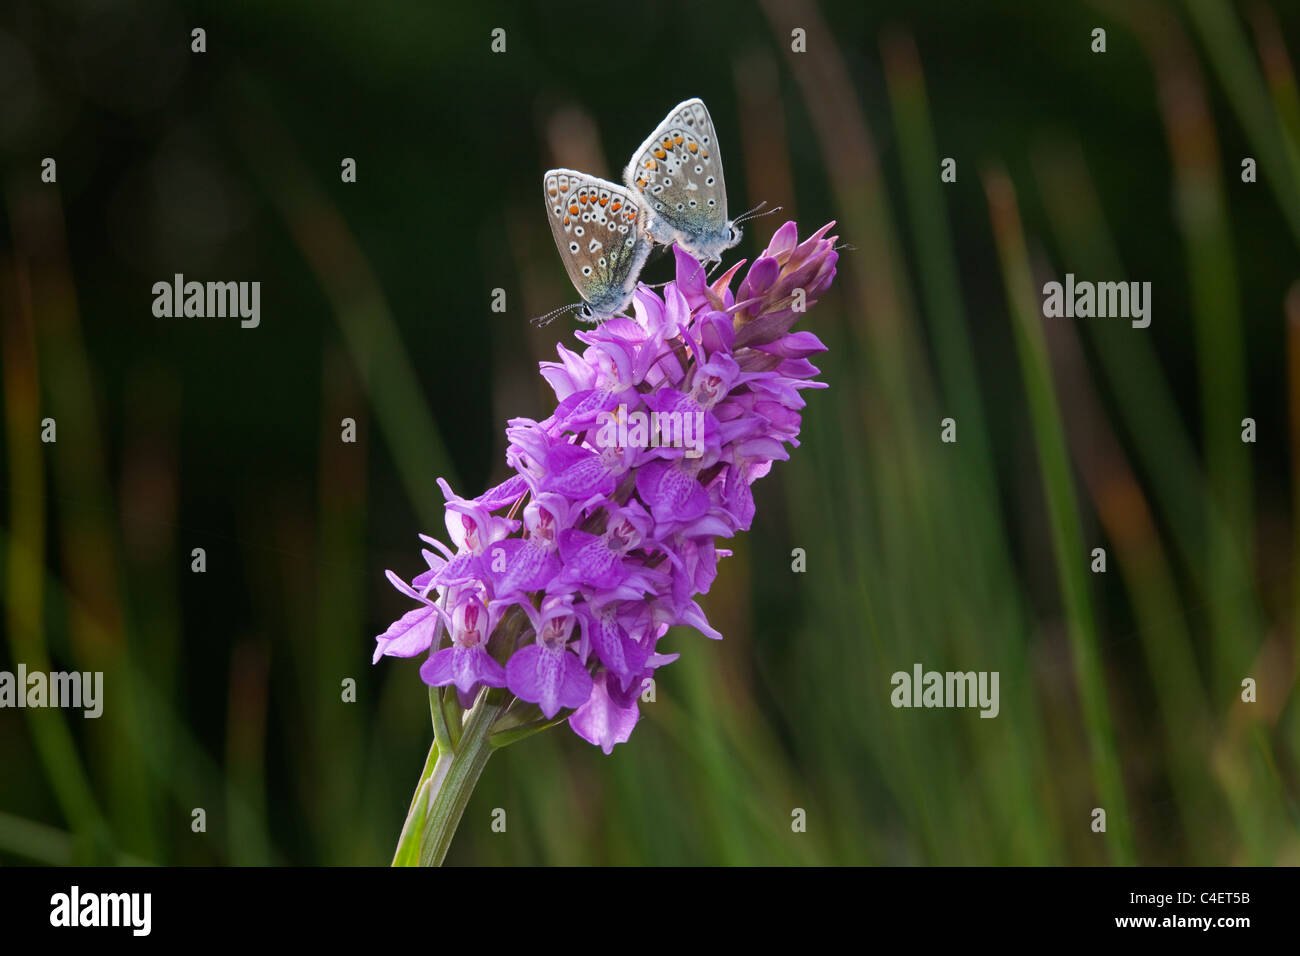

1,0,1299,865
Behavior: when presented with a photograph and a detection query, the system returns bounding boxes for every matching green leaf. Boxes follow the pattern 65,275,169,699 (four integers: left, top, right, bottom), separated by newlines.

391,774,434,867
443,692,464,750
488,713,568,750
429,686,452,754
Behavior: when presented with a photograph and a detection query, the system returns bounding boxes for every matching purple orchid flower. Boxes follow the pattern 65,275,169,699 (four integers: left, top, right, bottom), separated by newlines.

508,596,594,719
374,221,838,752
419,589,507,698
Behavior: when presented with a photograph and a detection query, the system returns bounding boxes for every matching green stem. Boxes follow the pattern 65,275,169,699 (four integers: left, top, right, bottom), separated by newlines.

392,606,533,866
411,691,506,867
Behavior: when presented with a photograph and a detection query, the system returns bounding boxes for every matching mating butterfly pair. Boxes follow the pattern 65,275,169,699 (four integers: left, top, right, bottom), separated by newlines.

541,98,740,325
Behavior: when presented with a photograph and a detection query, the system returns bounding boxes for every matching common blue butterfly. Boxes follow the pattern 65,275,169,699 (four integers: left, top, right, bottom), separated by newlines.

539,168,653,325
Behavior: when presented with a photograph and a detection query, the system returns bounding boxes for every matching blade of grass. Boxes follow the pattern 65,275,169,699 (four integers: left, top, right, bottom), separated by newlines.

1286,282,1300,775
1136,3,1258,686
1032,139,1270,861
882,27,997,498
0,812,152,866
761,0,1024,862
1031,141,1218,599
1248,2,1300,170
1,254,115,864
5,179,157,860
881,28,1056,863
1037,284,1230,862
985,167,1136,864
1185,0,1300,247
218,70,457,530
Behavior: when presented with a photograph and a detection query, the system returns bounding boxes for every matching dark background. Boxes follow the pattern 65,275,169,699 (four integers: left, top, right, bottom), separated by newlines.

1,0,1298,864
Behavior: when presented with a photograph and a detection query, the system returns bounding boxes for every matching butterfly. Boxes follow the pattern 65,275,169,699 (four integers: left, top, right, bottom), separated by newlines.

539,168,654,325
622,98,741,266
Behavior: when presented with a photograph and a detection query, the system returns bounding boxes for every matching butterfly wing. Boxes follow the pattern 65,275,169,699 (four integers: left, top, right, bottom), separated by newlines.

543,169,652,321
622,98,736,262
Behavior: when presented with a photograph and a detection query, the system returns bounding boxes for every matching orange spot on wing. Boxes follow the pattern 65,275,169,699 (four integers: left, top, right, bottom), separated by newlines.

687,142,698,153
569,204,580,214
674,135,683,145
644,159,657,169
599,196,609,206
611,201,622,211
654,148,666,159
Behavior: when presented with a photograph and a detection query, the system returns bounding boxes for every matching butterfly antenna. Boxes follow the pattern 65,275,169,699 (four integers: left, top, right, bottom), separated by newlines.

733,201,784,226
530,302,580,328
